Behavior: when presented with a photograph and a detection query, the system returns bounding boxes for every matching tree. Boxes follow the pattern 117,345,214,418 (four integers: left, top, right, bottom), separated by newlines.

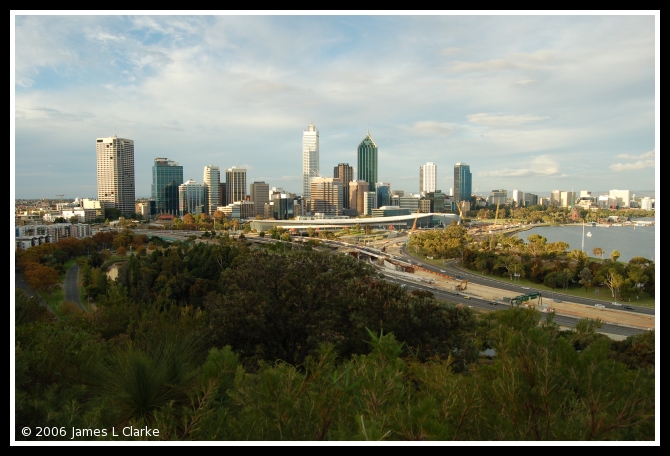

610,250,621,262
592,247,604,259
604,270,624,299
258,231,266,238
116,246,127,256
578,266,594,292
24,263,60,301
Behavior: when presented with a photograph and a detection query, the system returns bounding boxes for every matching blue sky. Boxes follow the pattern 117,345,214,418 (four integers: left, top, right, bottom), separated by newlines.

12,13,658,200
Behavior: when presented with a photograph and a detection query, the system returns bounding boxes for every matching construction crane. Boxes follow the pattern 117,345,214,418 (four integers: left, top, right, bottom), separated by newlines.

55,194,65,209
493,200,501,227
455,279,468,291
456,201,465,225
410,208,421,234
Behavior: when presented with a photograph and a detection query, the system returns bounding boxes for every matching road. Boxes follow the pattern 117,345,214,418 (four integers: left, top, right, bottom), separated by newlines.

398,243,655,317
14,267,59,321
64,263,85,311
130,228,648,337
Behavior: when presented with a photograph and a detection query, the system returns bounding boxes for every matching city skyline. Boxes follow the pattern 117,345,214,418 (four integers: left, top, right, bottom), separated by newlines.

12,13,658,199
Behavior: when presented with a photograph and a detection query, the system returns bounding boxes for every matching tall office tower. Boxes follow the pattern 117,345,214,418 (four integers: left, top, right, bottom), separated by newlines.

96,135,135,215
512,189,525,208
334,163,354,208
419,162,437,193
151,158,183,216
310,177,343,216
203,165,220,216
550,190,561,206
357,131,378,191
453,162,472,202
302,121,319,198
376,182,391,208
250,181,270,217
178,179,205,217
225,167,247,204
349,180,369,215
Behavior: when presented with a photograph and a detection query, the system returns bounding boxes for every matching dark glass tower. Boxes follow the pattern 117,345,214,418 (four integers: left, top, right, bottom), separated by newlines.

453,162,472,202
357,133,378,191
152,158,183,216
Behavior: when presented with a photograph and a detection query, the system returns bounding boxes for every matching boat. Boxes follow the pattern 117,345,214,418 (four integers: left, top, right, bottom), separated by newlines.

586,232,592,237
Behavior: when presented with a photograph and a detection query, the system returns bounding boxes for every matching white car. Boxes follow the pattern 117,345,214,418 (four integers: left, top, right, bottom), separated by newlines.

595,304,606,308
440,269,446,273
522,287,530,290
613,302,623,306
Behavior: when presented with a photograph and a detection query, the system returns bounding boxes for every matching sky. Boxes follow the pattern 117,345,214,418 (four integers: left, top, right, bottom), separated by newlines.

12,12,659,200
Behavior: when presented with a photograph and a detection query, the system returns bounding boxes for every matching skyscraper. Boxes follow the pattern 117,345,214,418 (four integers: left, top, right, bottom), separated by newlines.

178,179,205,217
310,177,343,216
376,182,391,208
250,181,270,217
334,163,354,209
203,165,220,216
302,121,319,198
225,167,247,204
349,180,369,215
152,158,183,216
453,162,472,203
419,162,437,194
96,135,135,215
357,132,378,191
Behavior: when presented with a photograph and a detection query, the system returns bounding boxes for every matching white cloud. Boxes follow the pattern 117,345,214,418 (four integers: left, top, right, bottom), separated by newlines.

615,150,654,160
412,121,453,136
467,113,548,127
610,150,655,171
480,155,560,178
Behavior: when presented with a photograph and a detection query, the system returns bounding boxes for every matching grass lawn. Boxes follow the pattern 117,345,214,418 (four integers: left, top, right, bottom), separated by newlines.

406,247,655,308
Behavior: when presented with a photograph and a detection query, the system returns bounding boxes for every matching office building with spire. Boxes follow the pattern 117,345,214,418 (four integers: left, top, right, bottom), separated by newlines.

302,121,319,198
357,130,378,191
151,158,183,216
453,162,472,203
96,135,136,216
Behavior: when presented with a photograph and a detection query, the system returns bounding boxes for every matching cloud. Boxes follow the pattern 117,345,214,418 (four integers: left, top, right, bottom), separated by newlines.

448,50,557,73
615,150,654,160
515,79,538,86
609,150,655,171
412,121,453,136
480,155,560,178
467,113,548,127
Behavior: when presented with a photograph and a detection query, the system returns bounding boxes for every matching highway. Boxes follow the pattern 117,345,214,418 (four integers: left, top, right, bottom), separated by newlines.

129,228,649,337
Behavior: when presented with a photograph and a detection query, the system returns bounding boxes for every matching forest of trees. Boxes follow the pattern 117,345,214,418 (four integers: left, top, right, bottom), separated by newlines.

13,233,656,441
409,223,655,301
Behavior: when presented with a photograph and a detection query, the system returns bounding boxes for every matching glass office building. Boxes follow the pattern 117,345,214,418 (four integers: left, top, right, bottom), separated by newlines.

151,158,183,216
453,162,472,203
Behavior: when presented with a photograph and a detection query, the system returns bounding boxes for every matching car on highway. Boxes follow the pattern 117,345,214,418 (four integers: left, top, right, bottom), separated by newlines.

612,302,623,307
440,269,446,273
489,301,498,305
522,286,530,290
595,304,606,308
463,296,470,300
623,306,634,310
456,275,462,279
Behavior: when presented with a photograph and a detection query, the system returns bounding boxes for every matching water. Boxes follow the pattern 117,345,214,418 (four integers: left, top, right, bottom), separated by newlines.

521,224,656,263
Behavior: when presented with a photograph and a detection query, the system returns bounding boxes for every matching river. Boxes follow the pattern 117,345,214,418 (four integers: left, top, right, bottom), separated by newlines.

521,224,656,263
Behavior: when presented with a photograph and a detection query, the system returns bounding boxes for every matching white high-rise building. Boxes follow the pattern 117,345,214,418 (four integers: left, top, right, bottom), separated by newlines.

178,179,205,217
203,165,220,216
419,162,437,193
225,167,247,204
96,135,135,215
609,189,631,208
302,121,319,198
